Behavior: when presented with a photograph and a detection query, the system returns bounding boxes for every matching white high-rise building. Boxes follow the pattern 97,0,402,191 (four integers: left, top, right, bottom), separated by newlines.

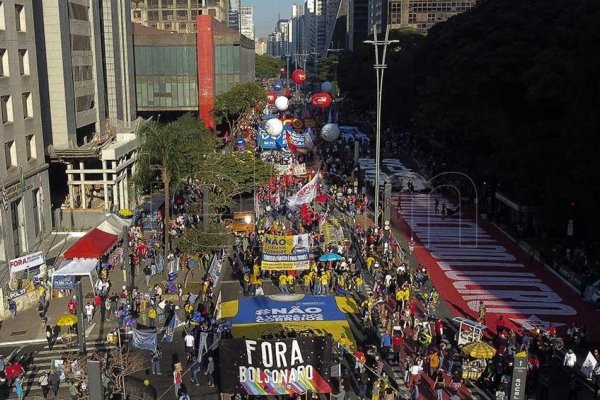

240,5,254,40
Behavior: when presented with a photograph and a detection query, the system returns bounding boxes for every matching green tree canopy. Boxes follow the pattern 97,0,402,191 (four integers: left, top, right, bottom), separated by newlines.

255,54,282,80
212,82,266,135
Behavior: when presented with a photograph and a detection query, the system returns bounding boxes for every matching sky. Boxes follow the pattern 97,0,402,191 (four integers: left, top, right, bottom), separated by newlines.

244,0,298,38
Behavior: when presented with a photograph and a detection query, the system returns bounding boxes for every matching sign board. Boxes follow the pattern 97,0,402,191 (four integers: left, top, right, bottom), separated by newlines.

52,275,77,290
8,251,45,274
261,234,310,270
510,351,528,400
218,337,333,395
7,289,26,300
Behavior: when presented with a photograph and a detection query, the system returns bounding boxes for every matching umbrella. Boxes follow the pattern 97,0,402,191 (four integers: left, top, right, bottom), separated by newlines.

56,314,78,327
462,341,496,359
319,253,344,262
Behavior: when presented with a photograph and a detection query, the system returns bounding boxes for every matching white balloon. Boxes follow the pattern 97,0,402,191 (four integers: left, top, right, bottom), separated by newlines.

274,96,289,111
321,123,340,142
321,81,333,93
265,118,283,137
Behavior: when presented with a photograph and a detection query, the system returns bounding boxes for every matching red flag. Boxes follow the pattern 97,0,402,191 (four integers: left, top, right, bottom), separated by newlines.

286,130,298,154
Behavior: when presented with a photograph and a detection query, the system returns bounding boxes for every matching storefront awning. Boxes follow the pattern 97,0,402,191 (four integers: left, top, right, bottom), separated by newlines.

54,259,98,276
63,228,118,259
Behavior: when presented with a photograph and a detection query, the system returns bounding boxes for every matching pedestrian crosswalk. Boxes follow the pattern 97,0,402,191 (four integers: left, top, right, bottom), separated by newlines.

7,337,117,398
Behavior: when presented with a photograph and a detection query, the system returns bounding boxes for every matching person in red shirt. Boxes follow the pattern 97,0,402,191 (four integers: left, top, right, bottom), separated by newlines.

392,330,405,363
67,298,77,314
546,323,557,337
496,315,507,335
409,298,418,328
434,319,444,346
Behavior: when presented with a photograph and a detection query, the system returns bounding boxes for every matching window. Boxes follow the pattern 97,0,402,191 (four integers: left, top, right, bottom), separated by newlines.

32,189,40,236
75,94,94,112
26,134,35,160
4,140,15,169
147,10,159,21
208,8,216,17
72,65,93,82
1,95,13,124
0,2,5,31
71,35,91,51
179,22,187,31
0,48,7,77
22,92,31,119
163,22,172,30
68,2,89,21
18,49,29,75
15,4,25,32
11,199,22,256
132,10,141,19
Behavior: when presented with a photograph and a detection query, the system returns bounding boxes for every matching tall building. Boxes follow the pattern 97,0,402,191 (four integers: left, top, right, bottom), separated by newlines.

368,0,388,35
239,5,254,40
0,0,52,272
228,0,240,31
255,37,267,55
290,4,305,56
388,0,476,34
34,0,140,220
131,0,230,33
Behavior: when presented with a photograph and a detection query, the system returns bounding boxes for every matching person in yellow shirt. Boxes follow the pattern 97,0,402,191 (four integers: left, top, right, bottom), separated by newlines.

249,274,259,296
302,273,312,293
366,256,376,271
319,273,329,295
354,275,364,293
184,302,194,325
286,273,295,293
278,273,289,294
148,307,157,328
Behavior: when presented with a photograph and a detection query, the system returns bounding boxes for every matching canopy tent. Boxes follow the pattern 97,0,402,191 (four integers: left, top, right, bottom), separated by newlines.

97,214,129,236
63,228,118,259
219,294,358,350
52,259,98,292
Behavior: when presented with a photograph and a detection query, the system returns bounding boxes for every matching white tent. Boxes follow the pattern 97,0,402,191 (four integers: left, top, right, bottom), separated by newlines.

97,214,129,236
52,259,98,293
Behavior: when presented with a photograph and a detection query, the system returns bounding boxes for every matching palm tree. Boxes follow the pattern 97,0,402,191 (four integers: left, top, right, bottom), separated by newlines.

133,114,212,257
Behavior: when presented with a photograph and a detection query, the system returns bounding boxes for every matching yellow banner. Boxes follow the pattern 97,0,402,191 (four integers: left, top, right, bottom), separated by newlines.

261,234,310,271
321,218,346,245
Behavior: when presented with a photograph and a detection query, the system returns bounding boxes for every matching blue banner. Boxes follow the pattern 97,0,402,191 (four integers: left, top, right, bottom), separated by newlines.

162,313,180,342
232,295,346,324
257,128,285,149
133,329,157,351
285,125,306,148
52,275,76,290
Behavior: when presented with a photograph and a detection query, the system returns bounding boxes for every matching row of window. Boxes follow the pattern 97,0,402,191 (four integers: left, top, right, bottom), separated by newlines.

1,92,32,124
0,2,27,32
4,133,36,170
0,47,30,77
10,188,44,258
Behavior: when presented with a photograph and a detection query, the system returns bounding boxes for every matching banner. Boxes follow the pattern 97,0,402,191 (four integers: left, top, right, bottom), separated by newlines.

581,351,598,377
261,234,310,270
52,275,76,290
218,337,333,395
286,127,306,148
133,329,157,351
321,218,345,245
510,351,528,400
288,172,320,207
9,251,45,274
258,128,286,149
162,313,180,342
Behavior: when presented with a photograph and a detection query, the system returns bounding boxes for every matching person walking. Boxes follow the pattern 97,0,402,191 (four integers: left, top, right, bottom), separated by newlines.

45,324,55,349
184,331,195,355
85,302,95,325
173,367,183,397
151,348,161,375
564,349,577,368
8,298,17,319
434,368,445,400
144,264,152,286
39,370,50,399
69,381,79,400
104,296,112,321
206,356,215,387
148,306,157,328
49,369,60,399
191,357,201,386
14,376,24,400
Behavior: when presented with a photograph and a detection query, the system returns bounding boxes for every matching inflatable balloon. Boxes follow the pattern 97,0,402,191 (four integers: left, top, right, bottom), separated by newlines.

321,123,340,142
292,69,307,85
283,88,294,99
267,92,276,104
272,80,283,91
265,118,283,137
292,118,303,130
275,96,289,111
321,81,333,93
311,92,332,108
282,118,293,127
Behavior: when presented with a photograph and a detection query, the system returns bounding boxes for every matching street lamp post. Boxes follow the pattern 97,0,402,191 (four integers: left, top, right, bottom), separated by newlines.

364,25,398,230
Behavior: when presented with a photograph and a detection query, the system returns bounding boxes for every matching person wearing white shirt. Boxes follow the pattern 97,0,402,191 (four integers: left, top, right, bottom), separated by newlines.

564,349,577,367
84,303,94,325
184,333,195,355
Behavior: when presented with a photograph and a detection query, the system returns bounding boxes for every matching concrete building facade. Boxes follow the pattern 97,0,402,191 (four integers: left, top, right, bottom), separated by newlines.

239,5,254,40
0,0,52,279
388,0,476,35
131,0,230,33
34,0,140,218
228,0,240,31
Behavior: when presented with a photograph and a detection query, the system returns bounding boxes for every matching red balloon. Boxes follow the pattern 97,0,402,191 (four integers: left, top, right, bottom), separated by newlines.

284,88,294,99
310,92,332,108
267,92,276,104
291,69,307,85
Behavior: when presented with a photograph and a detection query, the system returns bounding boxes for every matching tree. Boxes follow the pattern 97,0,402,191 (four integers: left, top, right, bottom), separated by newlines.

255,54,282,80
212,82,266,136
133,114,214,256
176,221,235,255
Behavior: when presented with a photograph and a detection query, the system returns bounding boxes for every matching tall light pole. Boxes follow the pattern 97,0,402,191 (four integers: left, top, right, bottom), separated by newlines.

364,25,398,230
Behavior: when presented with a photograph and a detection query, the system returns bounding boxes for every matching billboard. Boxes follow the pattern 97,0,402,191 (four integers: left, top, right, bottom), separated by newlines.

261,234,310,270
218,337,333,395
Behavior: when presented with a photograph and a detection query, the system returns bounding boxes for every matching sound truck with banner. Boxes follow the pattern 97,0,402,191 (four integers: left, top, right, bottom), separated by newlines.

218,337,333,395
